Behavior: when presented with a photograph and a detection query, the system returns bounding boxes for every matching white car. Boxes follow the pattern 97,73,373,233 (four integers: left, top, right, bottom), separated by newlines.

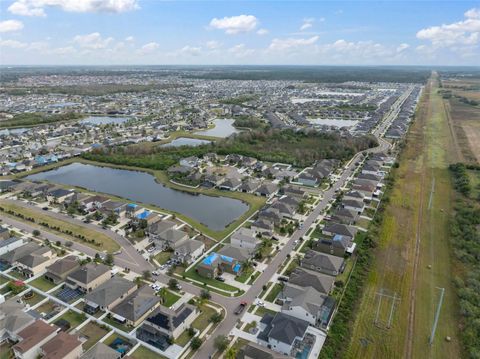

256,300,265,307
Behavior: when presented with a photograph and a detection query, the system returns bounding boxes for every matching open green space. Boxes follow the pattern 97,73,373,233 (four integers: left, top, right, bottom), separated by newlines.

154,251,172,265
191,304,217,332
0,199,119,252
265,283,283,303
175,330,192,347
160,290,181,307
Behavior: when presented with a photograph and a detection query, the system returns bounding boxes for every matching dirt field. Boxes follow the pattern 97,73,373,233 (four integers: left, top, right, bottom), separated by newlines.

345,74,462,359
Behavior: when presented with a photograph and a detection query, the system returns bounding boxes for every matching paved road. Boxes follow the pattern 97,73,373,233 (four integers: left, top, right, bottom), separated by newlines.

0,199,153,273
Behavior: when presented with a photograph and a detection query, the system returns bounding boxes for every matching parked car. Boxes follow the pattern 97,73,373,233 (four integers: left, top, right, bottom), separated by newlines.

234,301,247,315
215,276,225,282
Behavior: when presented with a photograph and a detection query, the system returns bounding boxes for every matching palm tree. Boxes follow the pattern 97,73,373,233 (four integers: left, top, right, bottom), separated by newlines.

225,347,237,359
158,287,168,304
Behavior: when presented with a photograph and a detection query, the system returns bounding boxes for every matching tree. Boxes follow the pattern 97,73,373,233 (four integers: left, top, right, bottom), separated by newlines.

142,270,152,280
200,289,211,300
168,278,178,290
32,229,41,236
225,347,238,359
209,312,222,324
213,335,229,352
104,253,114,266
187,326,195,337
158,287,168,304
190,337,202,350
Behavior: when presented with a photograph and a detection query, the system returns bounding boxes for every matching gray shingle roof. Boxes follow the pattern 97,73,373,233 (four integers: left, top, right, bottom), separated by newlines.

67,263,110,284
85,276,137,307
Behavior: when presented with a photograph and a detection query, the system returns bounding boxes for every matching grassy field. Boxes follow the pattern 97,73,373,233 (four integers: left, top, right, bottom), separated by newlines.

161,290,181,307
191,304,217,332
0,199,119,252
345,73,462,359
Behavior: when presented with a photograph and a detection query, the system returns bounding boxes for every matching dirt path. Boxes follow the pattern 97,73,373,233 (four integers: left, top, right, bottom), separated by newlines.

443,100,465,163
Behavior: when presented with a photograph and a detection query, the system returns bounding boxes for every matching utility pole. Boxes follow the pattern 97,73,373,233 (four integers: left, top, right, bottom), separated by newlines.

429,287,445,346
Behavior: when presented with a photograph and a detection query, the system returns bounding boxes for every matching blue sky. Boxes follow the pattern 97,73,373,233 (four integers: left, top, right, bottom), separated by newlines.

0,0,479,65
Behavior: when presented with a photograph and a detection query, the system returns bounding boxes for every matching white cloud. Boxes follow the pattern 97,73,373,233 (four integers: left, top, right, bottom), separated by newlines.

0,39,27,48
209,15,258,34
73,32,113,49
268,36,319,51
416,8,480,47
300,18,314,31
206,40,221,50
8,0,139,17
396,43,410,53
180,45,202,56
228,44,254,57
257,28,269,36
125,36,134,42
0,20,24,33
51,46,76,55
139,42,160,54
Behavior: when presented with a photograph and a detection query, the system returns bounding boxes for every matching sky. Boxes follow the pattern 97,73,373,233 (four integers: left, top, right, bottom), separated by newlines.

0,0,479,66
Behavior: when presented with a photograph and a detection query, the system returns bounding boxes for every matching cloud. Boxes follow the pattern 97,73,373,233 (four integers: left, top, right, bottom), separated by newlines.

206,40,221,50
228,44,254,57
139,42,160,54
416,8,480,47
73,32,113,49
209,15,258,34
0,20,24,33
8,0,139,17
268,36,319,51
300,18,314,31
0,39,27,48
180,45,202,56
125,36,134,42
50,46,76,55
396,43,410,53
257,28,269,35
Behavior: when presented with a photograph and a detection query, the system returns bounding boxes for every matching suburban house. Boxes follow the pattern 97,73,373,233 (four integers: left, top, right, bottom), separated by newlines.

173,238,205,264
12,320,59,359
14,246,57,278
237,342,292,359
238,179,260,193
0,236,24,256
296,172,319,187
322,223,358,241
40,332,83,359
111,286,160,327
78,195,109,212
0,242,43,267
66,263,111,293
343,190,365,202
147,220,176,243
80,342,121,359
288,267,335,295
257,207,282,226
341,199,365,214
155,228,189,250
0,299,35,344
218,245,251,263
251,219,274,237
301,250,345,276
258,313,309,356
331,208,359,225
196,252,242,279
313,235,355,257
282,186,307,201
137,303,198,341
255,182,278,197
279,283,335,328
84,276,137,314
0,226,11,240
44,256,80,284
46,188,74,204
230,227,260,254
99,200,126,217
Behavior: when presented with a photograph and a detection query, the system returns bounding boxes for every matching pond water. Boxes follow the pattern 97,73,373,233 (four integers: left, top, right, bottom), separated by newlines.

79,116,131,125
160,137,212,148
195,119,239,138
308,118,358,128
27,163,248,230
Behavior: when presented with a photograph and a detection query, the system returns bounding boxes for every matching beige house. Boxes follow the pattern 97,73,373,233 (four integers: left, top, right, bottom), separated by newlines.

66,263,110,293
13,320,59,359
15,247,57,278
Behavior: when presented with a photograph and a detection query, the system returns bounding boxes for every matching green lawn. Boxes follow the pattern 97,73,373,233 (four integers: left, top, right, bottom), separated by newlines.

103,316,132,333
247,271,260,285
103,333,131,346
154,251,172,265
184,267,241,293
265,283,283,303
77,322,110,350
160,290,181,307
131,345,168,359
0,276,8,285
0,342,13,359
29,276,57,292
56,310,87,331
235,267,254,283
191,305,216,332
175,330,192,347
254,306,277,317
22,291,46,306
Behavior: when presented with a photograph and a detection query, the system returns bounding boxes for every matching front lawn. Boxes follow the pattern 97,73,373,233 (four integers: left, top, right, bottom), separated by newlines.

175,330,192,347
184,267,241,293
235,267,254,283
154,251,171,265
160,290,181,307
265,283,283,303
191,304,216,333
